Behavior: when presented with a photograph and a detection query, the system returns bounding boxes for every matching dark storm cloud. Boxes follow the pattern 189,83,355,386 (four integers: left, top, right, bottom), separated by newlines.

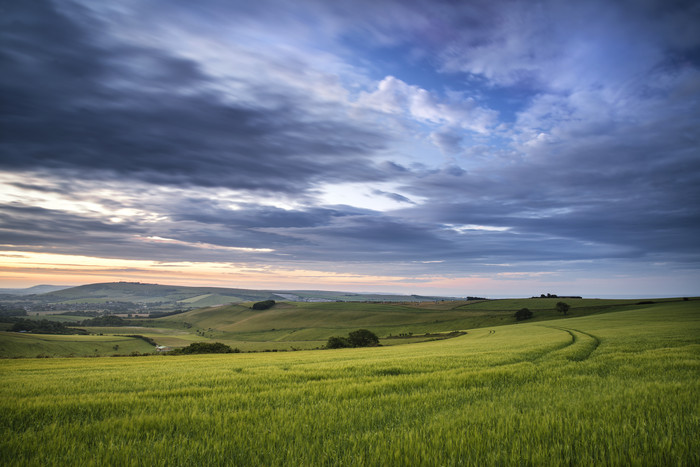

171,202,347,229
393,144,700,265
0,0,390,193
0,202,275,263
0,204,139,249
1,0,698,291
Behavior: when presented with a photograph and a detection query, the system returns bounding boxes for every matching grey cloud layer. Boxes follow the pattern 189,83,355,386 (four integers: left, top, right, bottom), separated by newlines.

1,1,392,192
1,0,699,283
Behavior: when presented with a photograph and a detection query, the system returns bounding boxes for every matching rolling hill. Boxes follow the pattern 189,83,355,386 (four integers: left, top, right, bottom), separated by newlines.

4,294,693,355
2,300,698,465
10,282,462,311
0,285,71,296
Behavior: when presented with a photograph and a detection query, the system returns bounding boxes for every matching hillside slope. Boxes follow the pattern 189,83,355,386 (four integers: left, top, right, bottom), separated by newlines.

2,300,698,465
23,282,460,308
147,297,691,349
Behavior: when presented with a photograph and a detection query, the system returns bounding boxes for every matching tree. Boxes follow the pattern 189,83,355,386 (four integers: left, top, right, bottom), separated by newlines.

326,329,380,349
325,336,351,349
252,300,276,310
514,308,533,321
173,342,236,354
347,329,379,347
80,315,128,326
556,302,570,315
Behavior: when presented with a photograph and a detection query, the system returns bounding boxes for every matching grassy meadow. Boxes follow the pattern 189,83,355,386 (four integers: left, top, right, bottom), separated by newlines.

1,300,698,465
0,332,156,358
5,296,674,355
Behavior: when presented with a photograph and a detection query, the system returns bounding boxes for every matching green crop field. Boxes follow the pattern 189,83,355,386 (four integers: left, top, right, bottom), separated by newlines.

0,332,157,358
1,300,698,465
2,297,696,355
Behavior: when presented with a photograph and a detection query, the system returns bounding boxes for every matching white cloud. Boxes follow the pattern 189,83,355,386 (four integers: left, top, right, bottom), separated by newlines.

317,181,424,212
358,76,497,132
445,224,511,233
138,236,274,253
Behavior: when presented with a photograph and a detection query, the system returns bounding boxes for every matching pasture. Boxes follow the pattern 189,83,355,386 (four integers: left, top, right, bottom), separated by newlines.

1,300,698,465
3,297,673,355
0,332,156,358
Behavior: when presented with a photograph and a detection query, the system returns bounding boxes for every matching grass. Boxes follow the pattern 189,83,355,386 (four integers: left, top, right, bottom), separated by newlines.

0,301,698,465
4,297,696,354
0,332,156,358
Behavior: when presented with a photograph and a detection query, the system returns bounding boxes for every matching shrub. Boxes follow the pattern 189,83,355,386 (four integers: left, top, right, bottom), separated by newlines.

326,329,380,349
252,300,276,310
80,315,129,326
326,336,351,349
172,342,235,354
514,308,533,321
556,302,570,315
10,318,88,335
348,329,380,347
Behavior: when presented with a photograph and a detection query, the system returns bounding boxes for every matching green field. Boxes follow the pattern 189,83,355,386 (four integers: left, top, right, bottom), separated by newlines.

3,297,695,355
0,332,157,358
1,300,698,465
17,281,457,310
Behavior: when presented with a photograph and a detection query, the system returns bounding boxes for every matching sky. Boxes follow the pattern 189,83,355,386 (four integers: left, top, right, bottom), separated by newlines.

1,0,699,298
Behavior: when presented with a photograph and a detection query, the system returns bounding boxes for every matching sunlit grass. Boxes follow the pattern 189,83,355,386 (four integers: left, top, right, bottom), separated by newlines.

1,301,698,465
0,332,155,358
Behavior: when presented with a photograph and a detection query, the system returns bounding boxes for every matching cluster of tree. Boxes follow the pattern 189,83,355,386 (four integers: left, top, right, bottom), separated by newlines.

57,311,101,317
251,300,276,310
465,296,487,301
169,342,240,354
514,308,533,321
0,308,27,318
147,309,188,318
10,318,88,335
515,302,570,320
79,315,129,326
534,294,582,299
326,329,380,349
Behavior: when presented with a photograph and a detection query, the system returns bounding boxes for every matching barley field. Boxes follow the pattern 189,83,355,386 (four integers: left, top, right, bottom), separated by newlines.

1,301,698,466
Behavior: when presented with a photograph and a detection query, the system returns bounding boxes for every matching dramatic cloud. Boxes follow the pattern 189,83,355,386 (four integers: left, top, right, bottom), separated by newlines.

1,0,392,192
1,0,699,296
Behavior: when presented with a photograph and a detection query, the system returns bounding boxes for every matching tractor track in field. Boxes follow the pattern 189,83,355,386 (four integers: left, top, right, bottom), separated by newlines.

539,325,601,362
566,327,601,361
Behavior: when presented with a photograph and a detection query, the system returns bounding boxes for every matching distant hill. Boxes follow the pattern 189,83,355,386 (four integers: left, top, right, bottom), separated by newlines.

26,282,462,309
0,285,72,296
35,282,273,306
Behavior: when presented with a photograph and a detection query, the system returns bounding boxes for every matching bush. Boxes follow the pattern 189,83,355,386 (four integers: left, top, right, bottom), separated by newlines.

0,308,27,318
252,300,276,310
80,315,129,326
348,329,380,347
556,302,570,315
514,308,533,321
172,342,235,354
10,318,88,335
326,336,351,349
326,329,380,349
